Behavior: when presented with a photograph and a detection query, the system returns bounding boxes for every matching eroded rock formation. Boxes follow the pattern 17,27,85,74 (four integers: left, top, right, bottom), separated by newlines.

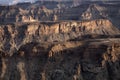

0,19,119,54
0,39,120,80
0,19,119,80
0,1,120,29
0,1,120,80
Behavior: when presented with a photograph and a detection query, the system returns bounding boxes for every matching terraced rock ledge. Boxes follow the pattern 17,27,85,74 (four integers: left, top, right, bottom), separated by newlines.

0,19,120,80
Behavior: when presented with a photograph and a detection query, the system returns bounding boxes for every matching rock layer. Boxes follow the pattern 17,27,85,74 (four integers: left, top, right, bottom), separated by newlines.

0,39,120,80
0,1,120,80
0,19,119,54
0,19,120,80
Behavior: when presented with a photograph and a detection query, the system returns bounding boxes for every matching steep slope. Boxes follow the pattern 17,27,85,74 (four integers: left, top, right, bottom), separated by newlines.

0,1,120,80
0,39,120,80
80,4,107,20
0,1,120,25
0,19,119,55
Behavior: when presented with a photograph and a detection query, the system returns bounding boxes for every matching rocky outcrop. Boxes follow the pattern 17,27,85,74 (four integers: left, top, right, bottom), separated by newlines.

80,4,107,20
0,19,119,80
0,1,120,80
48,40,120,80
0,19,119,54
0,39,120,80
0,1,120,27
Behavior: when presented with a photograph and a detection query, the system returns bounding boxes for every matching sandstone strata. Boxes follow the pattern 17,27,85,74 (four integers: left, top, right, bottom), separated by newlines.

0,1,120,80
0,19,119,54
0,38,120,80
0,19,119,80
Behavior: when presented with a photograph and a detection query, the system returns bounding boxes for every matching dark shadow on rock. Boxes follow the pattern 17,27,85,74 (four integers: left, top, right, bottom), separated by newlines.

47,41,110,80
0,41,120,80
15,42,49,80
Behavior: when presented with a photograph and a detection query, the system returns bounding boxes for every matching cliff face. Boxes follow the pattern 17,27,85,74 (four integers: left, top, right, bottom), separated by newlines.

0,19,119,54
0,1,120,80
0,19,120,80
48,40,120,80
0,1,120,29
0,39,120,80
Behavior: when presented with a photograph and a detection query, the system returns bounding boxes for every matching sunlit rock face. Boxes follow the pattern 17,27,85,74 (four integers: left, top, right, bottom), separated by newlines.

0,19,120,80
0,1,120,80
0,19,119,54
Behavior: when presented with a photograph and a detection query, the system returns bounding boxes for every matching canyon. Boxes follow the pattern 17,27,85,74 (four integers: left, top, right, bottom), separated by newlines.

0,0,120,80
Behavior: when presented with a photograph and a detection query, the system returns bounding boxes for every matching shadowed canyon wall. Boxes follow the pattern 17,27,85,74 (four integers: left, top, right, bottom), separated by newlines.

0,1,120,80
0,40,120,80
0,19,120,80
